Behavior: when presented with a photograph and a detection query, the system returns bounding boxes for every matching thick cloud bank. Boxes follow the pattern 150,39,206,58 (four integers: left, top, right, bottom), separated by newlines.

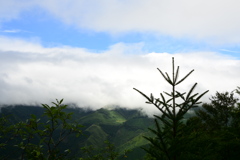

0,37,239,115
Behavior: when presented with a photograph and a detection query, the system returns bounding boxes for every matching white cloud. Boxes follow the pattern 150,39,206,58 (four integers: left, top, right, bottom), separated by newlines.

0,37,239,115
1,29,20,33
0,0,37,22
0,29,32,33
37,0,240,43
1,0,240,44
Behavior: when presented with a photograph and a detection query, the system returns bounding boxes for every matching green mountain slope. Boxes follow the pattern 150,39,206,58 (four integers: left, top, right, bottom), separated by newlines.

0,105,154,159
79,108,127,125
85,124,109,146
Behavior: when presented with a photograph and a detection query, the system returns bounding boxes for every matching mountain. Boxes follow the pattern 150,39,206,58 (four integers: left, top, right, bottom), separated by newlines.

0,104,154,159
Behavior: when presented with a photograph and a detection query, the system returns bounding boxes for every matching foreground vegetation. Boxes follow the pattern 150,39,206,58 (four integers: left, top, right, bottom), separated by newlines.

0,102,151,160
134,58,240,160
0,57,240,159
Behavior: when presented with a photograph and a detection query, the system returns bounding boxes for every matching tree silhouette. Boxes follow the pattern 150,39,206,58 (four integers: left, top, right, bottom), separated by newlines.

134,57,208,160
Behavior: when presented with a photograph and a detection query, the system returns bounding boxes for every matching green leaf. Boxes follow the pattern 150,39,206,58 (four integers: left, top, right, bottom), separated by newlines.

60,99,64,104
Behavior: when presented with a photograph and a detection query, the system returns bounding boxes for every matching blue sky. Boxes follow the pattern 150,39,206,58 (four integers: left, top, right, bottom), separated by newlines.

1,2,240,56
0,0,240,113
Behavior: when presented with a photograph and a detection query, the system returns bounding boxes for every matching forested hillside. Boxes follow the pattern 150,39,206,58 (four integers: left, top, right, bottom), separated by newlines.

0,103,154,159
1,90,240,160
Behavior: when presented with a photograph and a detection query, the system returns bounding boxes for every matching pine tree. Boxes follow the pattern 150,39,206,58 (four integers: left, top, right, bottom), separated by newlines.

134,57,208,160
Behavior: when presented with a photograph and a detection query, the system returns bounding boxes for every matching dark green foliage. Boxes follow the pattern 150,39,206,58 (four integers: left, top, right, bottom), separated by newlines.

134,57,208,160
0,104,153,160
3,85,240,159
80,140,121,160
196,91,238,130
231,86,240,129
190,90,240,160
0,99,83,160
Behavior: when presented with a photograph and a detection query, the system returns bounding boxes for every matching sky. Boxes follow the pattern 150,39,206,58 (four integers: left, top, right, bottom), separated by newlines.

0,0,240,115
